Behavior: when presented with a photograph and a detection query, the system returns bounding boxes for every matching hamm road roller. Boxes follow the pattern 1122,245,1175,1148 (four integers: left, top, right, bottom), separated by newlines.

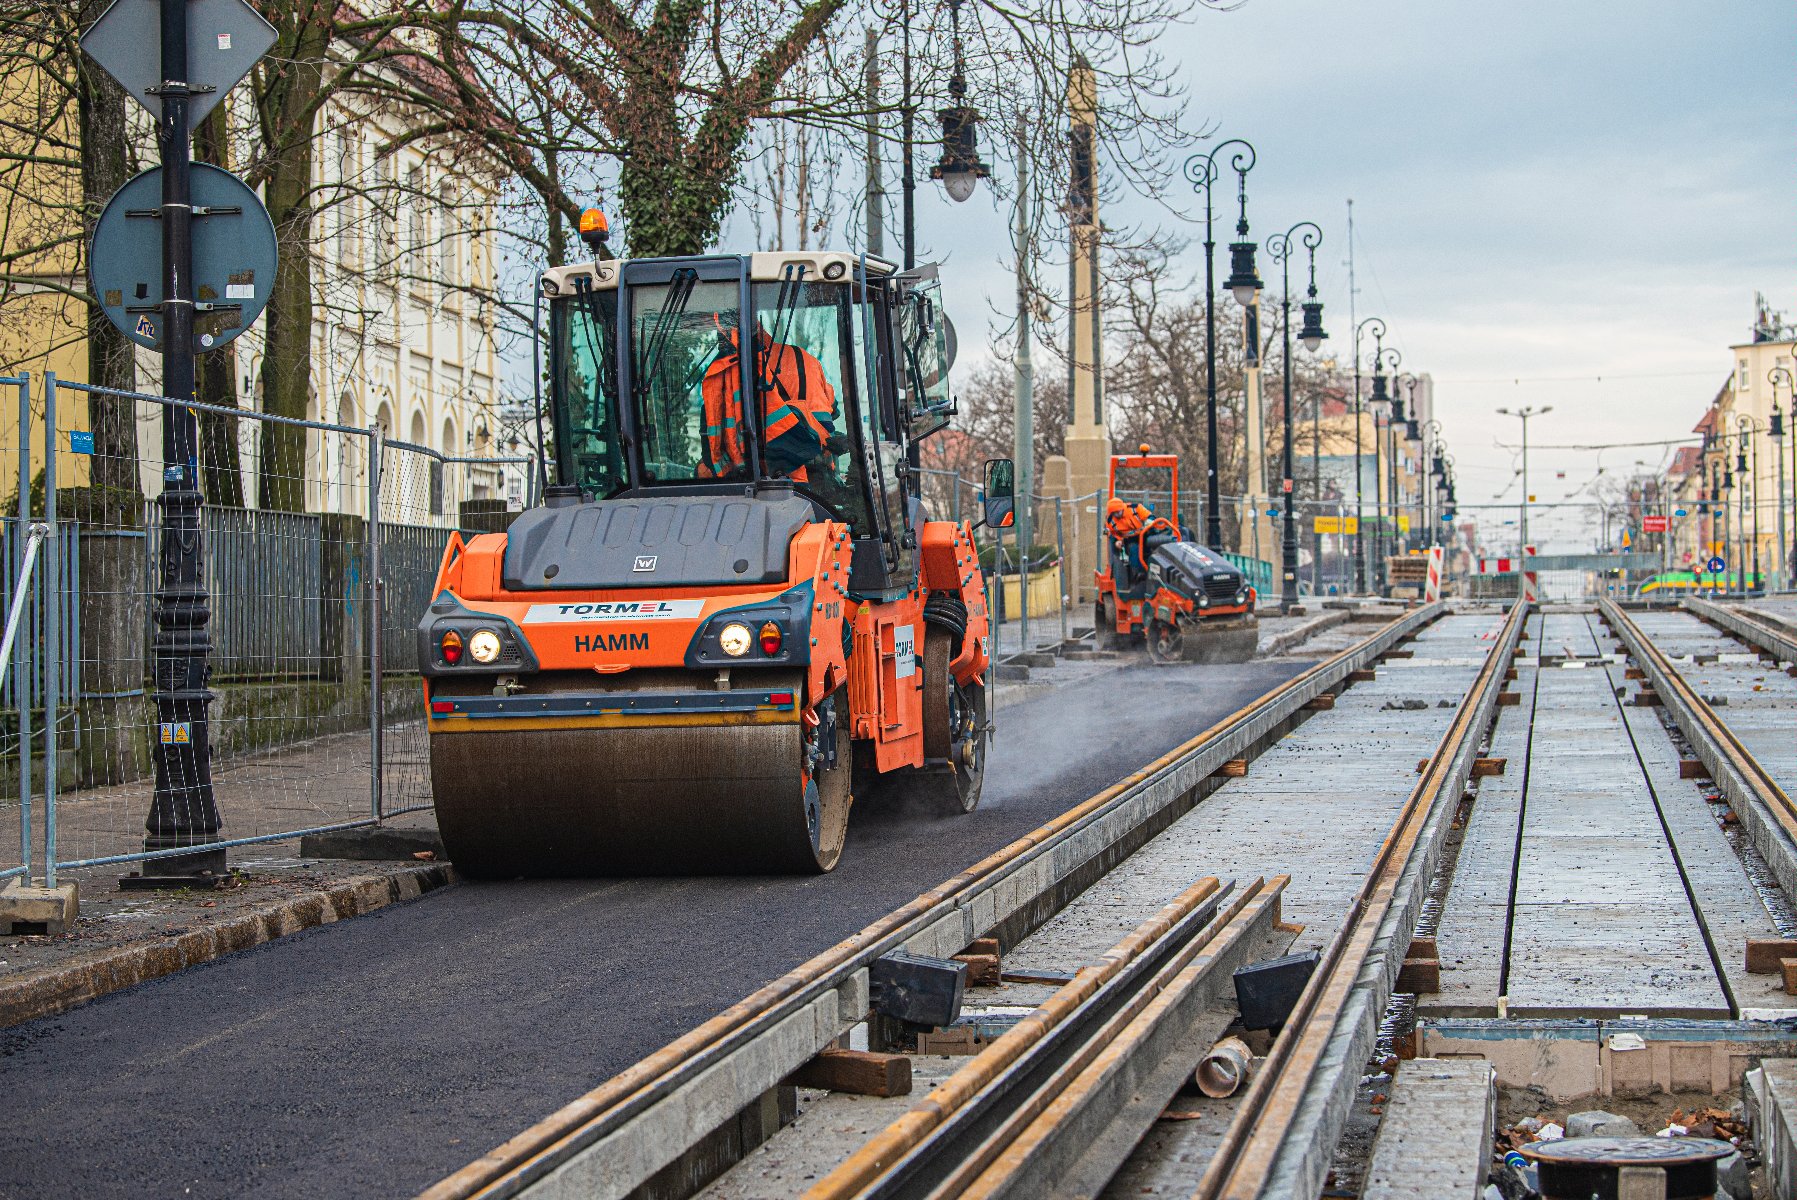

419,247,1011,876
1093,447,1260,663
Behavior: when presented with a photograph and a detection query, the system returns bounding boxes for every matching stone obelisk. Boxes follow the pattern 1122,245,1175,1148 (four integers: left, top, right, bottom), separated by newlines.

1042,55,1110,607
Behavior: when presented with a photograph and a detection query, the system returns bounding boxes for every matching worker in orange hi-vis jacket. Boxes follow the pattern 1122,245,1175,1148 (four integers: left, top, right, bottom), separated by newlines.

698,322,836,483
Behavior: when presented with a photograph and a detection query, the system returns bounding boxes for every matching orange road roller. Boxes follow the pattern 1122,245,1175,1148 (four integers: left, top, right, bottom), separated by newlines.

419,248,1011,876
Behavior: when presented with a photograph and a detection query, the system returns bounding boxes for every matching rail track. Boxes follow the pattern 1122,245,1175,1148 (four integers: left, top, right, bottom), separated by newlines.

420,600,1530,1200
1604,597,1797,907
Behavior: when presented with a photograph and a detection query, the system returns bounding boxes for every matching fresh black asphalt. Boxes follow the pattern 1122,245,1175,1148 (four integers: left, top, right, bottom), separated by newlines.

0,657,1308,1199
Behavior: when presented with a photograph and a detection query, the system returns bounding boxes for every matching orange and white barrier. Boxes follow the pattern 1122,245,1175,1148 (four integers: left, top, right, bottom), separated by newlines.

1424,546,1444,602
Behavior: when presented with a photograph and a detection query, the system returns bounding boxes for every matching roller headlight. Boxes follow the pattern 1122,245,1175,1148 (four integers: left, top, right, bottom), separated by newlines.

1235,590,1247,605
719,622,753,657
1197,595,1210,608
468,628,503,664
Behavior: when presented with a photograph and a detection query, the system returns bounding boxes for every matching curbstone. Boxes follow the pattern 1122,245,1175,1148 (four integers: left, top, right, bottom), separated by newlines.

0,863,454,1029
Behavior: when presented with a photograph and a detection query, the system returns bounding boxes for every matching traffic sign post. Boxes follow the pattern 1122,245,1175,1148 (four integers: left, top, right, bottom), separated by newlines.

82,0,277,886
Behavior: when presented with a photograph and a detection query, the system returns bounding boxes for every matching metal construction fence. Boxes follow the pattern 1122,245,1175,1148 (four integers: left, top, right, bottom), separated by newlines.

0,372,528,885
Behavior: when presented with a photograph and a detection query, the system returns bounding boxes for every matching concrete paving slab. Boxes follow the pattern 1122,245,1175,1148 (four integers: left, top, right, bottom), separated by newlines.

1361,1058,1495,1200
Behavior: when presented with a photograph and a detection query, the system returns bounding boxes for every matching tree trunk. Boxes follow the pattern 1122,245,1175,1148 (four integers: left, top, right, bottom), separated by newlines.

616,116,738,257
193,104,243,506
77,0,141,521
255,19,324,512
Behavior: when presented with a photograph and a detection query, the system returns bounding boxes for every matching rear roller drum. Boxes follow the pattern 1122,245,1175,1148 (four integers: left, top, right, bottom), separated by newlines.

885,626,987,814
1095,597,1125,652
1146,615,1184,664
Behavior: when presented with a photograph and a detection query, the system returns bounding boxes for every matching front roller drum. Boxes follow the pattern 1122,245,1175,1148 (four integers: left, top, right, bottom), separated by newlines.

1182,615,1261,664
431,685,852,878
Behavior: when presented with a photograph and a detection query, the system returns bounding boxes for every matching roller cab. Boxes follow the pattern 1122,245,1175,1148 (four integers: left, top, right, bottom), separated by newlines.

1094,449,1260,663
423,251,997,876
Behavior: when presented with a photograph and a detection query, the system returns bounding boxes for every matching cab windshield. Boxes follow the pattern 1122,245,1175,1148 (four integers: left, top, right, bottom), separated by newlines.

626,275,873,529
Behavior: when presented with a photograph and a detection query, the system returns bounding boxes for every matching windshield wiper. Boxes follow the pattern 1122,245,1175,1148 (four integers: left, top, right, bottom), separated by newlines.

756,263,806,396
634,268,697,401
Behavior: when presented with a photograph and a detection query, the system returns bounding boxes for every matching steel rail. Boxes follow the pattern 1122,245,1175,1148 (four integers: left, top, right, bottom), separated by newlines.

945,878,1289,1200
1603,599,1797,902
1193,598,1527,1200
1681,595,1797,664
809,875,1287,1200
420,603,1445,1200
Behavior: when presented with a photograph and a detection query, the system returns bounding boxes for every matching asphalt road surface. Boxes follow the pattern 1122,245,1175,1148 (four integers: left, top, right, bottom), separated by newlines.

0,656,1309,1199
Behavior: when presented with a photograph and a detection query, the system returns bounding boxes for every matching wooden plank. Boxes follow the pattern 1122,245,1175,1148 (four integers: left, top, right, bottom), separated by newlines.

1783,960,1797,997
1212,759,1248,779
1408,936,1437,959
1504,668,1518,681
1497,692,1521,707
1386,650,1415,659
1348,668,1377,683
1304,694,1336,711
1634,690,1662,707
963,937,1000,956
952,953,1001,986
1625,667,1646,680
1679,760,1710,780
1396,957,1441,993
1472,758,1506,777
1747,939,1797,975
788,1048,912,1097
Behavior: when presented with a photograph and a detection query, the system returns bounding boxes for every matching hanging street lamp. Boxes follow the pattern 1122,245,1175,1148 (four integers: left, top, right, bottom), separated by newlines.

1268,221,1323,613
1184,139,1258,547
929,0,990,203
1351,316,1386,593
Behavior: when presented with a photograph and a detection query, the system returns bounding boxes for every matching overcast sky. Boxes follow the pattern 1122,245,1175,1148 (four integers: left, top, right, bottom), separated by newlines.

876,0,1791,555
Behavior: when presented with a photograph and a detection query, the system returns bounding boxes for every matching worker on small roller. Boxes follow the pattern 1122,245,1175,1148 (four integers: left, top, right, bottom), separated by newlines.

699,319,837,483
1106,497,1155,582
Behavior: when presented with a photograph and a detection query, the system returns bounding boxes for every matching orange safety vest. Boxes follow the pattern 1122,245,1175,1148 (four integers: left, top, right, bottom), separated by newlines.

699,330,836,482
1105,498,1150,541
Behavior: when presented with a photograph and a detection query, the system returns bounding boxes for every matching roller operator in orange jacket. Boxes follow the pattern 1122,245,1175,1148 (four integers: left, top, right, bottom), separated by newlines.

1105,496,1157,583
698,321,837,483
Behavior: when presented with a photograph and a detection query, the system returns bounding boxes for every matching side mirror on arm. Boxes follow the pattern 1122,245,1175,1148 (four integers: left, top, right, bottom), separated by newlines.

979,458,1016,529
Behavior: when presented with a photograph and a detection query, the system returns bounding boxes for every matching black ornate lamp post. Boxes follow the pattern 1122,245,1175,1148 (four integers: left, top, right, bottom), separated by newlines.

1419,418,1444,546
1369,342,1400,592
1351,316,1386,593
1268,221,1324,613
1184,140,1259,548
1737,417,1759,594
1770,365,1791,591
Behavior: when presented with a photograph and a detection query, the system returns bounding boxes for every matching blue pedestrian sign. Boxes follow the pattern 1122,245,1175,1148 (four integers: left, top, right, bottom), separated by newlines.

1707,556,1726,573
1674,508,1688,518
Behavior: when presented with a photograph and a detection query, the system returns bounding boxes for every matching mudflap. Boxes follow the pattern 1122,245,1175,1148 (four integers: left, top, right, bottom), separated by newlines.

1182,615,1261,664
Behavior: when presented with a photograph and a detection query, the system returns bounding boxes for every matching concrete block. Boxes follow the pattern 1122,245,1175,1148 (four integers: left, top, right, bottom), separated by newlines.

299,826,444,861
1718,1150,1750,1200
1761,1059,1797,1200
1566,1110,1641,1138
1362,1058,1495,1199
0,878,78,935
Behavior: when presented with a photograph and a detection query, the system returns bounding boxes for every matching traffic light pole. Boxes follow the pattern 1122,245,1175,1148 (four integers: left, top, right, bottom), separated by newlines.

132,0,225,885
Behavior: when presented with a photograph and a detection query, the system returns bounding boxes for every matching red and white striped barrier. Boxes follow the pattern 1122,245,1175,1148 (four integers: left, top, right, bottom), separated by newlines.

1424,546,1444,602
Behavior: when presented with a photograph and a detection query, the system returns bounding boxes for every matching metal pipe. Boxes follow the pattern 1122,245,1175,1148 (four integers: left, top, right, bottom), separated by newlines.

14,372,32,884
0,525,48,695
369,423,385,821
42,375,57,889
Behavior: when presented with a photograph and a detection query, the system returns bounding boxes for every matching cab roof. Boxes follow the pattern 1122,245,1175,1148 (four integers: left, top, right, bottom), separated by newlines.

540,251,898,296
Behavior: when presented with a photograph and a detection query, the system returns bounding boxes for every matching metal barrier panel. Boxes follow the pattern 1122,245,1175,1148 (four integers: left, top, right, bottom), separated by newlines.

375,440,530,817
19,377,387,875
2,373,33,881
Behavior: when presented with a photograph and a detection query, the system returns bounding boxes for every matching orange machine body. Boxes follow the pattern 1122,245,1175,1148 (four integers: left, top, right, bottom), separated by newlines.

423,518,990,773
